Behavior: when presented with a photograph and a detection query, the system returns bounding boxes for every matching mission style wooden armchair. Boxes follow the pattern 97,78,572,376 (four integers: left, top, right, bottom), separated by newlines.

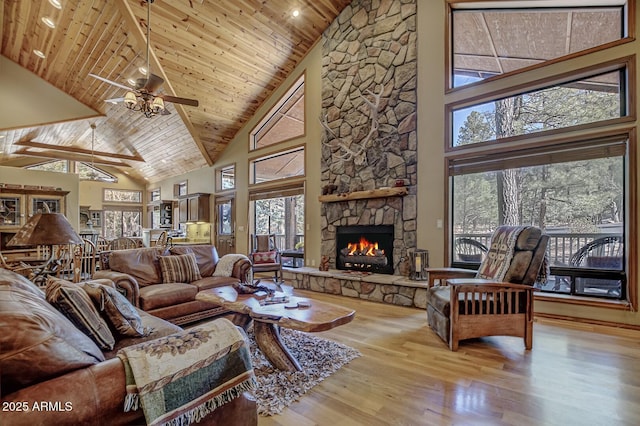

426,226,549,351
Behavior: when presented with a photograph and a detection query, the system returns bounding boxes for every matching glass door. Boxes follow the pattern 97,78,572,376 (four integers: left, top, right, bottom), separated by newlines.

215,196,235,257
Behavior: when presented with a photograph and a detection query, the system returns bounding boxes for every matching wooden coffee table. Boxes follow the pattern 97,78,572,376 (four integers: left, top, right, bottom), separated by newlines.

196,285,355,371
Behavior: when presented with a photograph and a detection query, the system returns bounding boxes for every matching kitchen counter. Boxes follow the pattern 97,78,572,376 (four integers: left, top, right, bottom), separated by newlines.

170,238,211,245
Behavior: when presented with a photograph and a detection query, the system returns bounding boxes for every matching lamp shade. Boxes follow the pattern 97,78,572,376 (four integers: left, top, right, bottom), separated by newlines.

7,213,83,247
124,91,137,106
152,96,165,110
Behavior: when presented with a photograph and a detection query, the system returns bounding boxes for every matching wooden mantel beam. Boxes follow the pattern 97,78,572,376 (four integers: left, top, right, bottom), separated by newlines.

318,187,409,203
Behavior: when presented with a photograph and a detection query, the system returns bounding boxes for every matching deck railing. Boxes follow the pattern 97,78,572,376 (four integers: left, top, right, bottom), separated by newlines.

454,232,622,266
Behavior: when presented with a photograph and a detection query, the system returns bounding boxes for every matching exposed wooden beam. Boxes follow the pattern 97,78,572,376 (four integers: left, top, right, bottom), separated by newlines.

13,148,132,167
114,0,213,166
15,140,144,162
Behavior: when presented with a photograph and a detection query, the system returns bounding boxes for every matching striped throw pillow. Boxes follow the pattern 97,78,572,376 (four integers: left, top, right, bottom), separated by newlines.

159,252,202,283
46,277,115,351
83,281,151,337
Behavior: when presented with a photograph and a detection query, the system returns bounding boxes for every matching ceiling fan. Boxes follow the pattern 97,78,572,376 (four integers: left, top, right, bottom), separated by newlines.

89,0,198,117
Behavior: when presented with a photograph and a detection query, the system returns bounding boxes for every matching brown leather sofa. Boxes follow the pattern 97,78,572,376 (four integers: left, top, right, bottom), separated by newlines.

0,269,257,426
94,245,251,325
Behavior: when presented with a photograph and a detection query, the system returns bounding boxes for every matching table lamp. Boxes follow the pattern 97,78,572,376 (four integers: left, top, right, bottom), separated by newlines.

7,209,83,284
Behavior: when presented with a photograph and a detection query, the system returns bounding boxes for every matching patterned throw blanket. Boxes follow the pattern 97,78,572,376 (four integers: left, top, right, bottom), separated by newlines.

476,226,549,284
117,319,256,426
476,226,523,281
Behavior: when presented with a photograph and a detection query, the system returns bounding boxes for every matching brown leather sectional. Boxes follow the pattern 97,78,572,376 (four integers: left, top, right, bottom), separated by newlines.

0,269,257,425
94,245,252,325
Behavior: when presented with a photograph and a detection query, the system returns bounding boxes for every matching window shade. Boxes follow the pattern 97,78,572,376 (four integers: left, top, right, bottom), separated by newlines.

448,135,628,176
249,182,304,201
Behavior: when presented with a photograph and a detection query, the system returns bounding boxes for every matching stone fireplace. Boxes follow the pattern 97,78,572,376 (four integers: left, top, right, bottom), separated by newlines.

319,0,417,276
285,0,425,309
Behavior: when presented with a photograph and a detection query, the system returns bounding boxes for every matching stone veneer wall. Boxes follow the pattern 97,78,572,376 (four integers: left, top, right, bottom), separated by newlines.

320,0,417,275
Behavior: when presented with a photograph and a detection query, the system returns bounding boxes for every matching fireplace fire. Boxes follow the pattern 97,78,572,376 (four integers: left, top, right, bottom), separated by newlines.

340,236,388,268
336,225,394,274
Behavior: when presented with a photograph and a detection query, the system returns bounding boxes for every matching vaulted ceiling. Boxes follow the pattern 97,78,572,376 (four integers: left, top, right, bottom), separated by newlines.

0,2,623,185
0,0,351,183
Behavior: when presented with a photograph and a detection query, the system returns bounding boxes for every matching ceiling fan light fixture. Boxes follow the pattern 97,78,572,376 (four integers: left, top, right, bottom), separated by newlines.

152,97,165,111
88,0,198,119
124,91,138,106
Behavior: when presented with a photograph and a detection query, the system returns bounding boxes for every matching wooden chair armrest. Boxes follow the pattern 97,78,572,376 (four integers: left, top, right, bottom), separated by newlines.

425,267,477,287
447,278,534,292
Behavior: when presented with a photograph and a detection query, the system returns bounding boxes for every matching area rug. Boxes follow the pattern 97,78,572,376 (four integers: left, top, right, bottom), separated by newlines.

247,327,361,416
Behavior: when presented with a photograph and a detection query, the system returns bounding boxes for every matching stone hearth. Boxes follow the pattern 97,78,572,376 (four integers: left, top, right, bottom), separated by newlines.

282,267,428,309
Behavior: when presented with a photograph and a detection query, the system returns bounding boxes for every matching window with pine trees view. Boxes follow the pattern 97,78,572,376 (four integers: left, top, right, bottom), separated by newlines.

253,194,304,255
452,153,625,299
447,2,632,303
452,70,624,147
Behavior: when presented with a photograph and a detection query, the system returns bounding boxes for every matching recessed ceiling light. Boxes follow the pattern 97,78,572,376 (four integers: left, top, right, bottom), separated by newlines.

48,0,62,10
33,49,46,59
41,16,56,28
138,66,148,75
127,78,137,86
292,9,300,18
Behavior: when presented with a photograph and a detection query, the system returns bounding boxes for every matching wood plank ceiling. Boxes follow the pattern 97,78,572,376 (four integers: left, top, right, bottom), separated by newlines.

0,0,351,183
0,2,623,184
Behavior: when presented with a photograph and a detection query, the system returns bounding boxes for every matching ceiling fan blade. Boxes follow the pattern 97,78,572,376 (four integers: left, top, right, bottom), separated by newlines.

88,73,133,91
136,73,165,93
161,95,199,107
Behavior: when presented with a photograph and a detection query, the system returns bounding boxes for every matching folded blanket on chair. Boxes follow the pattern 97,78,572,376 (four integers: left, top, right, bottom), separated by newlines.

118,319,256,426
476,226,522,281
213,254,250,277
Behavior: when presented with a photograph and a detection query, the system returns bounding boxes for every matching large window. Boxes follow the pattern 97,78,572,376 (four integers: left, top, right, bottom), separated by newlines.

250,74,305,150
216,164,235,191
250,186,305,254
451,67,628,147
250,146,305,185
103,189,142,203
77,163,117,182
450,137,627,300
25,160,68,173
450,3,626,89
446,1,635,308
103,189,143,238
103,206,142,239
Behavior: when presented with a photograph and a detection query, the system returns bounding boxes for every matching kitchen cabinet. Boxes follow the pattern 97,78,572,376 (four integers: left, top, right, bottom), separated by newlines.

178,193,210,223
151,200,174,228
160,201,173,228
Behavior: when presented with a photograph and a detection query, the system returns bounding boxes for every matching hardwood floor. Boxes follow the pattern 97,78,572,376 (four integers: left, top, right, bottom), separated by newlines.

258,290,640,426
